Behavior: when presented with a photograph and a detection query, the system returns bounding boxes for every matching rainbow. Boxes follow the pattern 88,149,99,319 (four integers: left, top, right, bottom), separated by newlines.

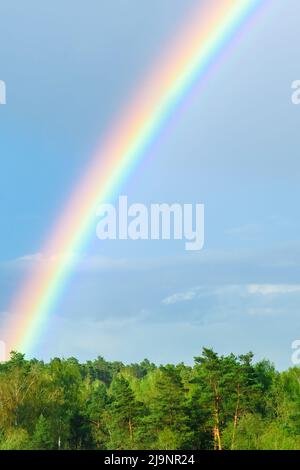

4,0,264,357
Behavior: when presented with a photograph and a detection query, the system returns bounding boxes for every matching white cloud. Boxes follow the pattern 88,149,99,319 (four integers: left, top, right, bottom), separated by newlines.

247,307,284,316
162,289,198,305
7,252,78,269
2,252,129,272
247,284,300,295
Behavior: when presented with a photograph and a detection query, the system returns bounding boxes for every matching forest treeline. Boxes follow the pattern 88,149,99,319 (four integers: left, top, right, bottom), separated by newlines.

0,348,299,450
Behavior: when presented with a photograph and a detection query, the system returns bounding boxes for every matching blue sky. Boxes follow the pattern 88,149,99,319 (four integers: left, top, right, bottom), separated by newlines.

0,0,300,369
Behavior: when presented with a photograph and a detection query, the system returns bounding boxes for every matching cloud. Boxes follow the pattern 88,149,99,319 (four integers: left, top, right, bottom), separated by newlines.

247,284,300,295
1,252,130,272
162,289,198,305
247,307,284,316
161,283,300,320
3,252,78,270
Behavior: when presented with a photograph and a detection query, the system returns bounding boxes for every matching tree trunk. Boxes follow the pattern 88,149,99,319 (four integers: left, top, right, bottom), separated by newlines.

213,384,222,450
128,418,134,444
231,384,240,450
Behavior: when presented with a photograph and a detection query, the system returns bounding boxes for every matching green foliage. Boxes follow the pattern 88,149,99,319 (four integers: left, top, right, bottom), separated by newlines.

32,415,55,450
0,428,32,450
145,366,191,449
106,375,145,449
0,348,299,450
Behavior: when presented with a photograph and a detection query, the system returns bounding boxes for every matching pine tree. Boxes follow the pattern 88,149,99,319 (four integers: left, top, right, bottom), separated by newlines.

32,415,54,450
147,366,191,449
107,375,144,449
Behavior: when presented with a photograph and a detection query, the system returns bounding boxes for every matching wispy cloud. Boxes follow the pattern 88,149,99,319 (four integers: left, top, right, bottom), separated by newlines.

1,252,129,272
162,289,198,305
247,284,300,295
